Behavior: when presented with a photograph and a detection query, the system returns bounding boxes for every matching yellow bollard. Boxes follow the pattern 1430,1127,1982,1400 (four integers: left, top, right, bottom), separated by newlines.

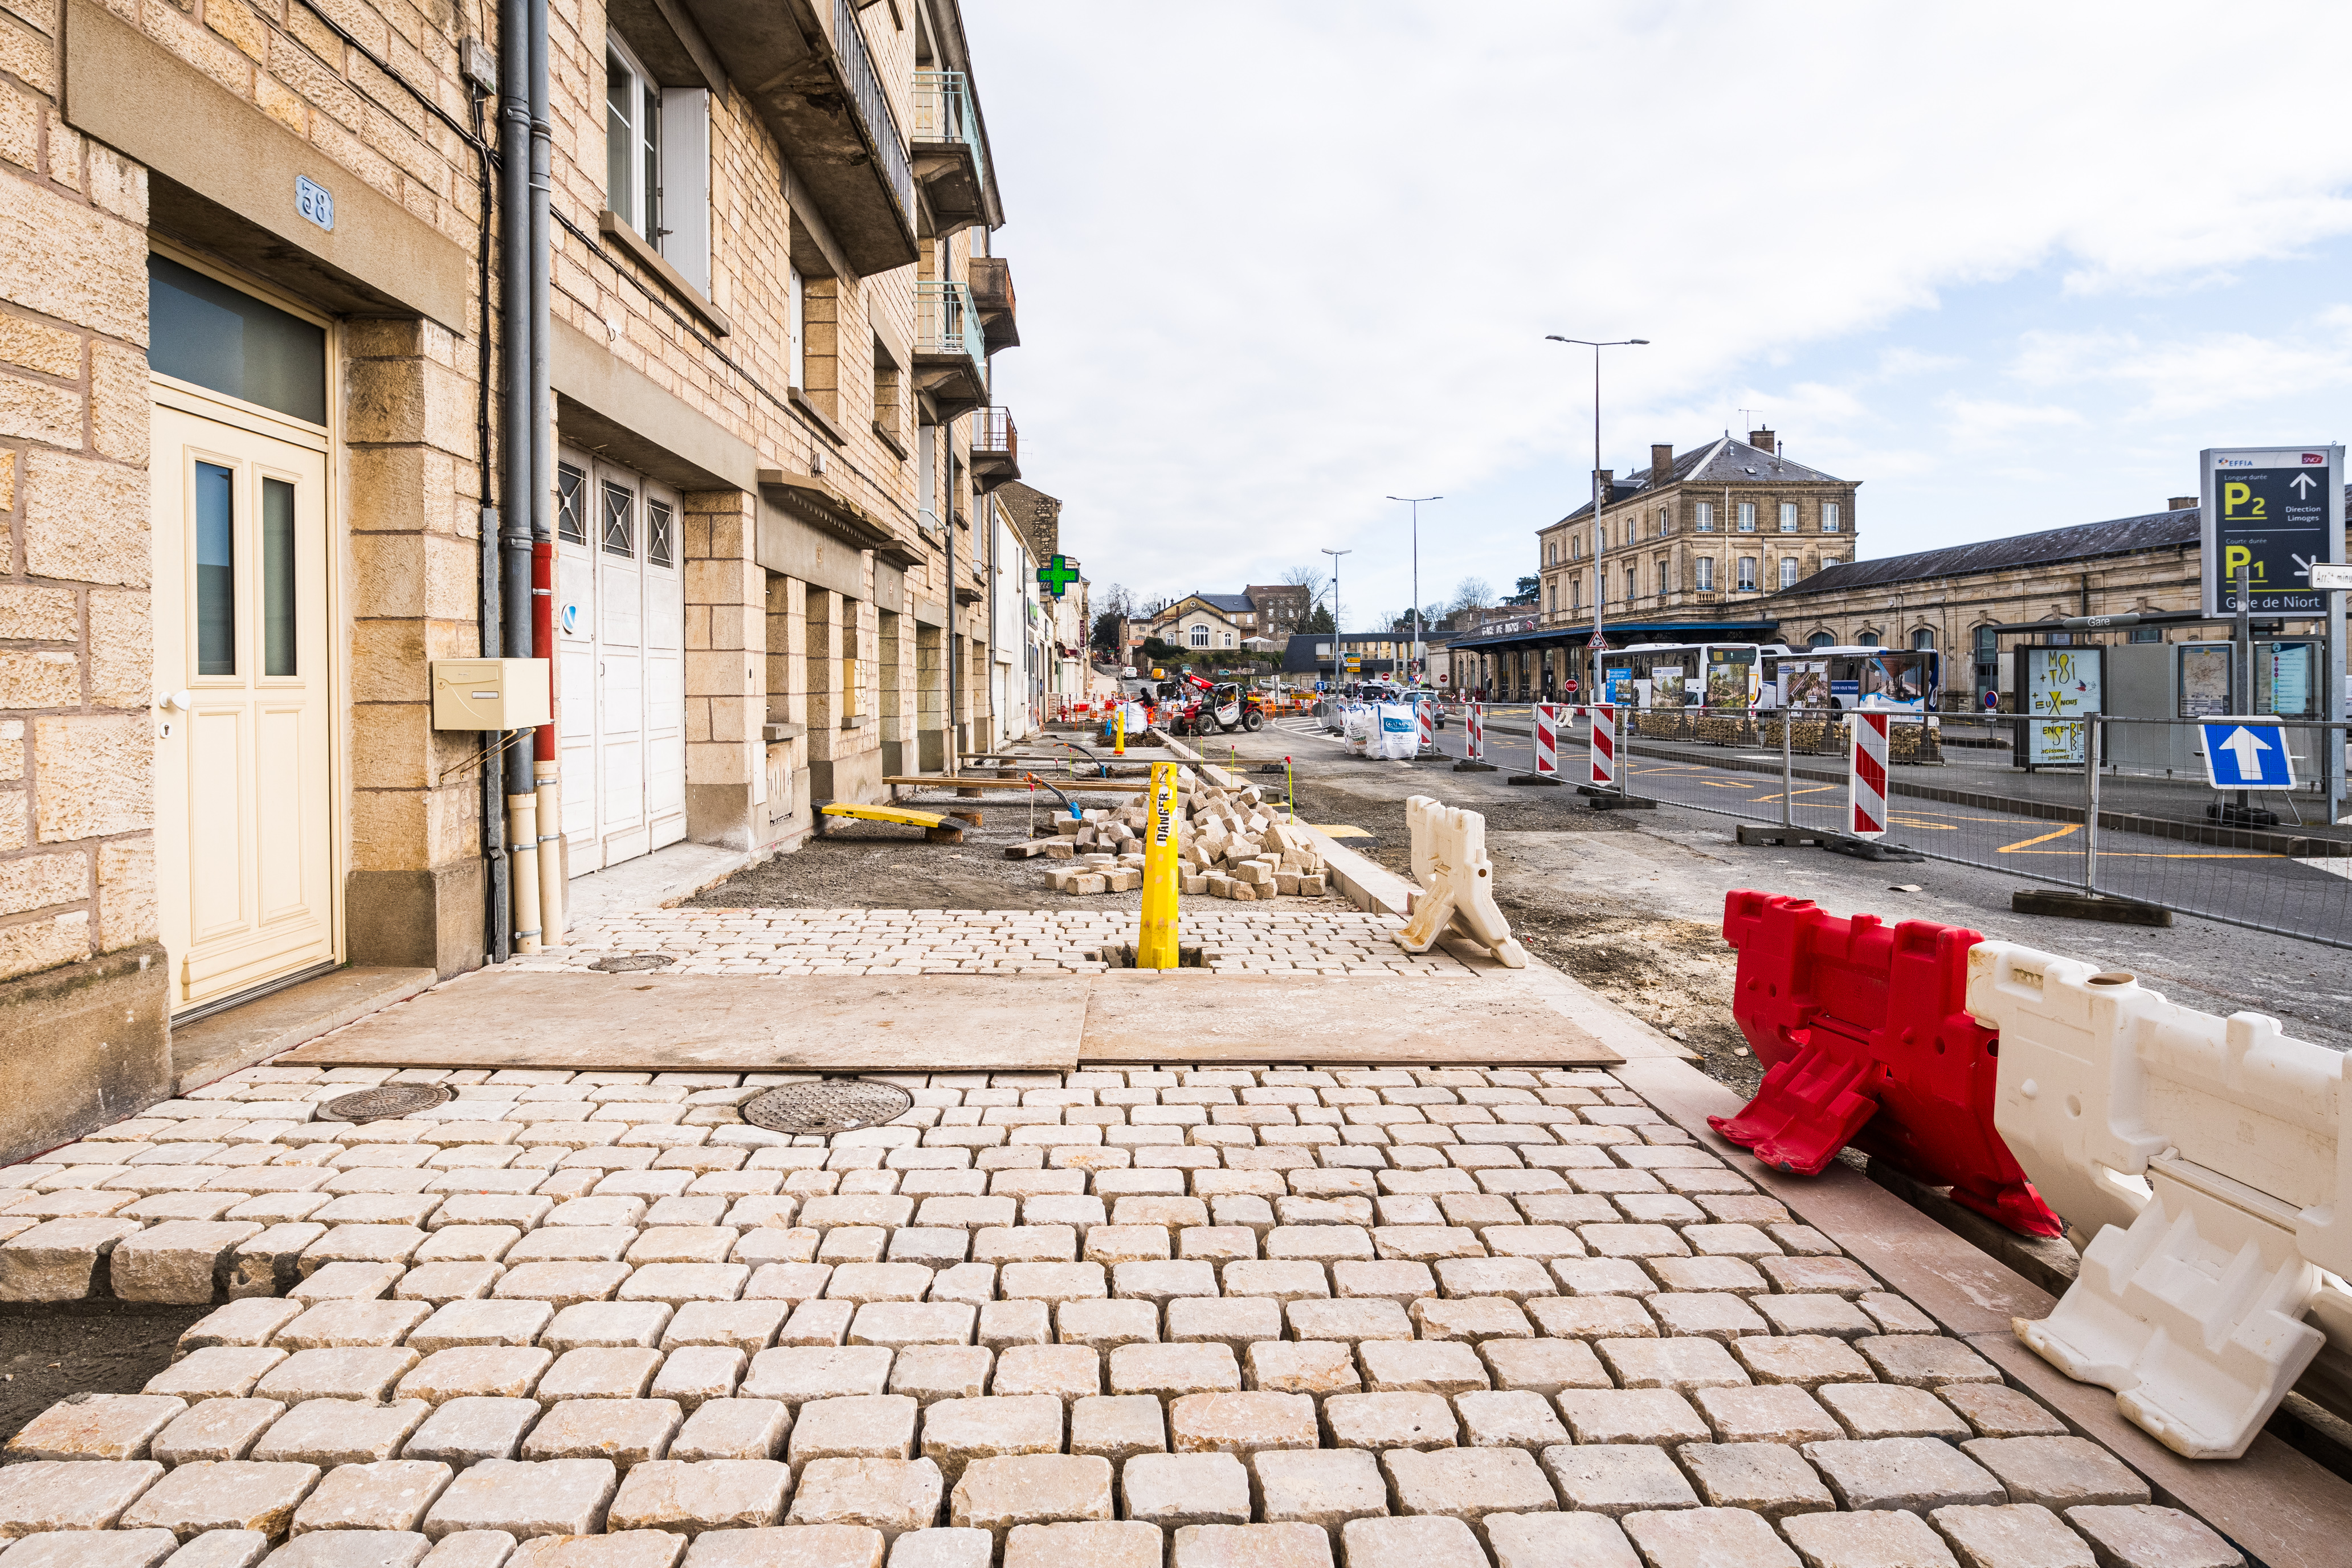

1137,760,1180,969
1115,704,1126,757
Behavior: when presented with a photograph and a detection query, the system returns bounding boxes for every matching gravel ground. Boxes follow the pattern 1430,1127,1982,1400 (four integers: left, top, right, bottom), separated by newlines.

1284,767,1762,1099
0,1303,210,1440
691,774,1345,916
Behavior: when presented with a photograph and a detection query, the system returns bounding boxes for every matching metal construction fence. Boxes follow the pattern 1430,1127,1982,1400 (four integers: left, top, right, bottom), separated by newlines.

1607,707,2352,950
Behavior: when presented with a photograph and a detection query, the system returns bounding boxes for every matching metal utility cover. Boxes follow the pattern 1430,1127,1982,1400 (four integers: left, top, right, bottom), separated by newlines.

2200,445,2343,616
743,1079,915,1135
319,1083,454,1122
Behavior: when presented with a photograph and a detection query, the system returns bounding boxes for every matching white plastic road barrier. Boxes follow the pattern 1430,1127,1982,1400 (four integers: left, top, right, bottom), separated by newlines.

1466,704,1485,762
1967,940,2347,1458
1397,794,1529,967
1849,712,1889,838
1532,704,1559,775
1589,703,1616,789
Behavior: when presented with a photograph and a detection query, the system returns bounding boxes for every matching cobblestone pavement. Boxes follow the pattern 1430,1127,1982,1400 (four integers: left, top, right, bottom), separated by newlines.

0,1063,2234,1567
505,908,1473,978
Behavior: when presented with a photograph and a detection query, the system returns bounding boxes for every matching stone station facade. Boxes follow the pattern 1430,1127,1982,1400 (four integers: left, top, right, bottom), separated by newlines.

0,1060,2241,1567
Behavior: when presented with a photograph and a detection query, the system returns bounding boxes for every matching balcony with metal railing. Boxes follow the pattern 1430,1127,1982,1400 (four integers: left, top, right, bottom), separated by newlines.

835,0,916,231
967,256,1018,352
971,406,1019,492
679,0,917,274
910,69,995,234
913,280,987,419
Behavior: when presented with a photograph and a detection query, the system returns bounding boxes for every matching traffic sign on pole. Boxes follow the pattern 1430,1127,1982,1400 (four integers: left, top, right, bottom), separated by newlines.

2200,446,2343,616
2198,717,2296,790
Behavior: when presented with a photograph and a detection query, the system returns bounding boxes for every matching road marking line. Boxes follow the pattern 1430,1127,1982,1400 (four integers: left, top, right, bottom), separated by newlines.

1999,824,2078,853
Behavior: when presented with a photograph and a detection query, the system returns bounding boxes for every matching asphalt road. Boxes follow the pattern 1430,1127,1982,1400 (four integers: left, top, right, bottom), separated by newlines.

1232,711,2352,1055
1261,704,2352,955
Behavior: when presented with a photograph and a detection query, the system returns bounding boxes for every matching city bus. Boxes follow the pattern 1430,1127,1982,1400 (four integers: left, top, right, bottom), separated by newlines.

1605,642,1788,708
1762,646,1942,712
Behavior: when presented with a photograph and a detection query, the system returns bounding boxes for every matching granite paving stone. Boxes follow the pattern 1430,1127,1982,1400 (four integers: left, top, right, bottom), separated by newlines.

2063,1504,2245,1568
1927,1504,2095,1568
1120,1451,1251,1529
0,1460,166,1534
288,1460,453,1535
118,1460,322,1540
1779,1507,1960,1568
1334,1515,1489,1568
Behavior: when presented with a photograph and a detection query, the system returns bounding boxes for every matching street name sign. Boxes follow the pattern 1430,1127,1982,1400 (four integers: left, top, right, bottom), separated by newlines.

2198,717,2296,790
2200,445,2344,615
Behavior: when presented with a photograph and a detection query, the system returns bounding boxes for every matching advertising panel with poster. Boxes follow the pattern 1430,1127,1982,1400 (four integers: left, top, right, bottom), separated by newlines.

1779,659,1829,710
2177,645,2232,718
2018,645,2103,766
1706,647,1757,708
1650,669,1687,708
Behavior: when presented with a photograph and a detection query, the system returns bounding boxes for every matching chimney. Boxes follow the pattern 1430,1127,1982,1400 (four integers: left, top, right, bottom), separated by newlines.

1749,428,1776,455
2168,496,2197,512
1592,468,1615,507
1650,444,1675,484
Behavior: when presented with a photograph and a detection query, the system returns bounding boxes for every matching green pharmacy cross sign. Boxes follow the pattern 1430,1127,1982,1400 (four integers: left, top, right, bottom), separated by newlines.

1037,555,1079,597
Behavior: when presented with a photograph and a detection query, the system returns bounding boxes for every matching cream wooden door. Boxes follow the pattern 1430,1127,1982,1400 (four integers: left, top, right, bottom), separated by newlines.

152,386,336,1012
555,451,685,872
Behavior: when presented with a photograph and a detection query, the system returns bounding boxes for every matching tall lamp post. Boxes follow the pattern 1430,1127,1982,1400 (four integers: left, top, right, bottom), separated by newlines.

1322,547,1350,694
1386,496,1441,684
1545,336,1647,698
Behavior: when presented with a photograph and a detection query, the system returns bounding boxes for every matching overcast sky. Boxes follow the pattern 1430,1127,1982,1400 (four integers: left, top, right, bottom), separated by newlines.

966,2,2352,629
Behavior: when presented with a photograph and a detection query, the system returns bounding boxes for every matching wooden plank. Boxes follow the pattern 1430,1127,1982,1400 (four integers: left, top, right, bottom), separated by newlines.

280,973,1086,1071
1079,974,1622,1065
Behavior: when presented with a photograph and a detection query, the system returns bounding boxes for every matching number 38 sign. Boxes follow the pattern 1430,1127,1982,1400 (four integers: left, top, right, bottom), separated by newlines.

2200,445,2343,616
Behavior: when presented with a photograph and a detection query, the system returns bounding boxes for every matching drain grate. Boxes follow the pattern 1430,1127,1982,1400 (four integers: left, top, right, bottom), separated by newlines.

319,1083,453,1123
589,953,676,973
742,1079,915,1136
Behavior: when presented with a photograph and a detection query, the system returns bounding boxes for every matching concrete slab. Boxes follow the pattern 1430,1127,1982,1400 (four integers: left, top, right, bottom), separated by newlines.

1079,974,1620,1066
172,967,437,1093
281,973,1088,1071
566,842,763,927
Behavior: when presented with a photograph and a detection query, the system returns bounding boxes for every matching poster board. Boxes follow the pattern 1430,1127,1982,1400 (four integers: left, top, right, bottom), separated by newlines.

2016,645,2104,766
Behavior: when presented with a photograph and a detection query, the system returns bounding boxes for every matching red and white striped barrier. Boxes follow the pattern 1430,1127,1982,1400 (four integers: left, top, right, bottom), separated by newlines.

1589,702,1617,789
1466,704,1485,762
1533,704,1559,776
1849,712,1889,839
1418,700,1435,752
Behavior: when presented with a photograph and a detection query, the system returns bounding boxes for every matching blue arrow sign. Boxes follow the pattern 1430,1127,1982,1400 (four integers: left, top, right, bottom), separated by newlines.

2198,718,2296,790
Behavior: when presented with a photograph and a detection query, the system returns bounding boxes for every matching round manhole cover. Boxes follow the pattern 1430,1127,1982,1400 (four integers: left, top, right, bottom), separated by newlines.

318,1083,453,1123
590,953,676,973
742,1079,915,1136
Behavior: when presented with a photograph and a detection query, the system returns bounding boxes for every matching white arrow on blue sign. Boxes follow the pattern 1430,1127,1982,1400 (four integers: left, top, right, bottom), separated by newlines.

2198,718,2297,790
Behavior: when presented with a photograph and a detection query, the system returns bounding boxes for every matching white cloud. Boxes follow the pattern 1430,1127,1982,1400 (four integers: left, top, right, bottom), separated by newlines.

966,0,2352,611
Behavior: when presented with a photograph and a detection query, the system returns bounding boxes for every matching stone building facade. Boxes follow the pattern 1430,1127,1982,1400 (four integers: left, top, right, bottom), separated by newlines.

0,0,1023,1155
1538,429,1860,622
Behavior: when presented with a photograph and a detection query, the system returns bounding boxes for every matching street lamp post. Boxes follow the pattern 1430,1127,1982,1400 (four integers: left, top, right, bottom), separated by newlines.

1322,547,1350,695
1545,336,1648,698
1386,496,1441,684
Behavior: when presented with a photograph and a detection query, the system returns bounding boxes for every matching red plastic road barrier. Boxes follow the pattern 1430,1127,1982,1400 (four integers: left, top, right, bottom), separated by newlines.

1707,889,2061,1237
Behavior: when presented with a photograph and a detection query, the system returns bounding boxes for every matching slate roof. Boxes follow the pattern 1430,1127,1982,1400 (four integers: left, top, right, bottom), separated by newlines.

1183,592,1257,615
1555,436,1845,524
1775,499,2224,597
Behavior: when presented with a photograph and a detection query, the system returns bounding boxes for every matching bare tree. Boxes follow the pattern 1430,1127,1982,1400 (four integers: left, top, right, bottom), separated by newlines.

1095,582,1136,623
1449,577,1493,613
1278,564,1328,605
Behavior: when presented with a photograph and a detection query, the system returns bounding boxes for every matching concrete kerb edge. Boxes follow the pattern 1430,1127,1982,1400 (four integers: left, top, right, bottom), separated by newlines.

1614,1051,2352,1568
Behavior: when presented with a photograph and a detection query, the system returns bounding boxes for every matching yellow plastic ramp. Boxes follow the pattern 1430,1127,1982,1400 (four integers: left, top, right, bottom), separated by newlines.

819,802,963,842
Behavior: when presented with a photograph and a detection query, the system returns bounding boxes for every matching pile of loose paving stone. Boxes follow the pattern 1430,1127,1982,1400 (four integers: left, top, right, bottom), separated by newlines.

1022,780,1328,901
0,1063,2239,1567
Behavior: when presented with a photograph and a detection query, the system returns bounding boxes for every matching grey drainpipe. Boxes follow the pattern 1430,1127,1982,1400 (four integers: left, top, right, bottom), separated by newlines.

524,0,554,942
489,0,533,962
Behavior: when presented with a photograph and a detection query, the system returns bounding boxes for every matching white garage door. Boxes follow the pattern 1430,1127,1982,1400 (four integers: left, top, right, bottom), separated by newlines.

556,449,685,872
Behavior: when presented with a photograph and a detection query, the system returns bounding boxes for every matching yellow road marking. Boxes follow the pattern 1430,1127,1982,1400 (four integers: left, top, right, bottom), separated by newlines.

1998,824,2077,853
